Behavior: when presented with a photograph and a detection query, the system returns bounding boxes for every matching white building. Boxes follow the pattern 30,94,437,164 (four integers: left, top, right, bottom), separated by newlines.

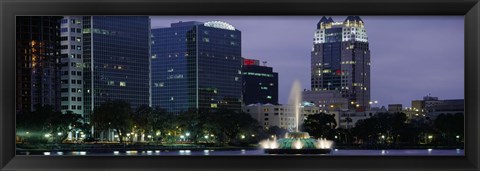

60,16,84,117
243,103,321,131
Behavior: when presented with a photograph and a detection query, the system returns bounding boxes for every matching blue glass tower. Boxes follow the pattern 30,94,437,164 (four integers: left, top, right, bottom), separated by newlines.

82,16,151,121
151,21,242,113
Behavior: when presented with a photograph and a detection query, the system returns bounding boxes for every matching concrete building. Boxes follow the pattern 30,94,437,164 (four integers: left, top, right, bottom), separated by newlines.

60,16,84,116
302,90,348,111
388,104,403,113
410,96,464,119
243,103,321,131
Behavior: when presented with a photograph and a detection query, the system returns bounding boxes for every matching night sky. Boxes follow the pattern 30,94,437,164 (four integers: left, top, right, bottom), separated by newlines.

150,16,464,108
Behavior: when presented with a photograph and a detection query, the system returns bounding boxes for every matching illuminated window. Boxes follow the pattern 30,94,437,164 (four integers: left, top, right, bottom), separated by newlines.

211,104,218,108
119,82,126,87
108,81,115,86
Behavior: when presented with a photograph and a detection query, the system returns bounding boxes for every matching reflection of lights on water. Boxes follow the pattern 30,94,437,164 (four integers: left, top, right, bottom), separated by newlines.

381,150,388,155
428,149,433,153
155,150,160,154
126,151,138,155
204,150,209,155
72,151,87,155
43,152,51,155
241,149,246,154
456,149,461,154
57,152,63,155
334,149,338,152
113,151,120,155
179,150,192,155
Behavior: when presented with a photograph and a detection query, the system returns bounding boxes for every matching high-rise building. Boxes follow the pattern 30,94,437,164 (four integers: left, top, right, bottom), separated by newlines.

311,16,371,111
151,21,242,113
16,16,62,112
242,58,278,105
60,16,84,116
82,16,151,122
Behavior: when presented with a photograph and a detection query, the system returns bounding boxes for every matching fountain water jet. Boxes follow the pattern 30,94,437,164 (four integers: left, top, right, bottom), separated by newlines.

262,80,334,154
288,80,302,132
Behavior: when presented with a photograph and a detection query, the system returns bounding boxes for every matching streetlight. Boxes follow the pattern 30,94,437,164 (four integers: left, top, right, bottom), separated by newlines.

57,132,62,136
241,135,245,139
44,134,51,138
185,132,190,137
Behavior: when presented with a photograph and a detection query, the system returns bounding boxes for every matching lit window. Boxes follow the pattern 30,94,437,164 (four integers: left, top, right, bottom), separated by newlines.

211,104,218,108
119,82,126,87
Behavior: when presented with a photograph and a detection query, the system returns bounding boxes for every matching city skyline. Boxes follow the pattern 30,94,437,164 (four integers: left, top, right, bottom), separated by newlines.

150,16,464,108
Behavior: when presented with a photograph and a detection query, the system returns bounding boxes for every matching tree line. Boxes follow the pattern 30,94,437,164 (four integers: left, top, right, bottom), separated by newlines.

301,112,464,147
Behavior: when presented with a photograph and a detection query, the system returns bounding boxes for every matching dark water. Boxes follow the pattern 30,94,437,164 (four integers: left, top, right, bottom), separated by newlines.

29,149,464,156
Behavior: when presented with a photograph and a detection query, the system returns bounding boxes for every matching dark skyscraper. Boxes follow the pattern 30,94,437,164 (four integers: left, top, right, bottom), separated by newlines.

16,16,62,112
82,16,151,121
311,16,371,111
151,21,242,113
242,58,278,105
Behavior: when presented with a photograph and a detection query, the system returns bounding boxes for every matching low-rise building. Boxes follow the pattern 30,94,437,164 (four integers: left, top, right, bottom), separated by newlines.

302,90,349,112
243,103,321,131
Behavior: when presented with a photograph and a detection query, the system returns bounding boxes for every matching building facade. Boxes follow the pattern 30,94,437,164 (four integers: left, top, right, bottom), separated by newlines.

243,103,321,131
242,58,279,105
311,16,371,111
302,90,349,112
410,96,464,119
388,104,403,113
16,16,62,112
60,16,84,116
82,16,151,121
151,21,242,113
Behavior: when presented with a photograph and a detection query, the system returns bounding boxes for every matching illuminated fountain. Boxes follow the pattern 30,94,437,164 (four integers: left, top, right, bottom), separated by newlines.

261,80,333,154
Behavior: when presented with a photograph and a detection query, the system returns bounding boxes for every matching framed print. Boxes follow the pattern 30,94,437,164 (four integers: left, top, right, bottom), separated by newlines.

1,0,479,170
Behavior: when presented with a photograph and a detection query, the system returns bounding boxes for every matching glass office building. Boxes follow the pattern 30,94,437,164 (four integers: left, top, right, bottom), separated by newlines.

16,16,62,112
311,16,371,111
151,21,242,113
242,58,278,105
82,16,151,121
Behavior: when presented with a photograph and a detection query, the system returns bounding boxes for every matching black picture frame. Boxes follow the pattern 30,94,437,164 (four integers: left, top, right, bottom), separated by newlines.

1,0,479,170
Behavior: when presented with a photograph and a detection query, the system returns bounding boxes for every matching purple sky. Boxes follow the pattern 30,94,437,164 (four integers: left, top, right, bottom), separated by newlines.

150,16,464,108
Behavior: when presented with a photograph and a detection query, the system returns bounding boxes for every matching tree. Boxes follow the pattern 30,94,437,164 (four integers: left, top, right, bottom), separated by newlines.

302,113,337,138
148,107,176,143
16,105,84,144
434,113,464,145
91,100,133,143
